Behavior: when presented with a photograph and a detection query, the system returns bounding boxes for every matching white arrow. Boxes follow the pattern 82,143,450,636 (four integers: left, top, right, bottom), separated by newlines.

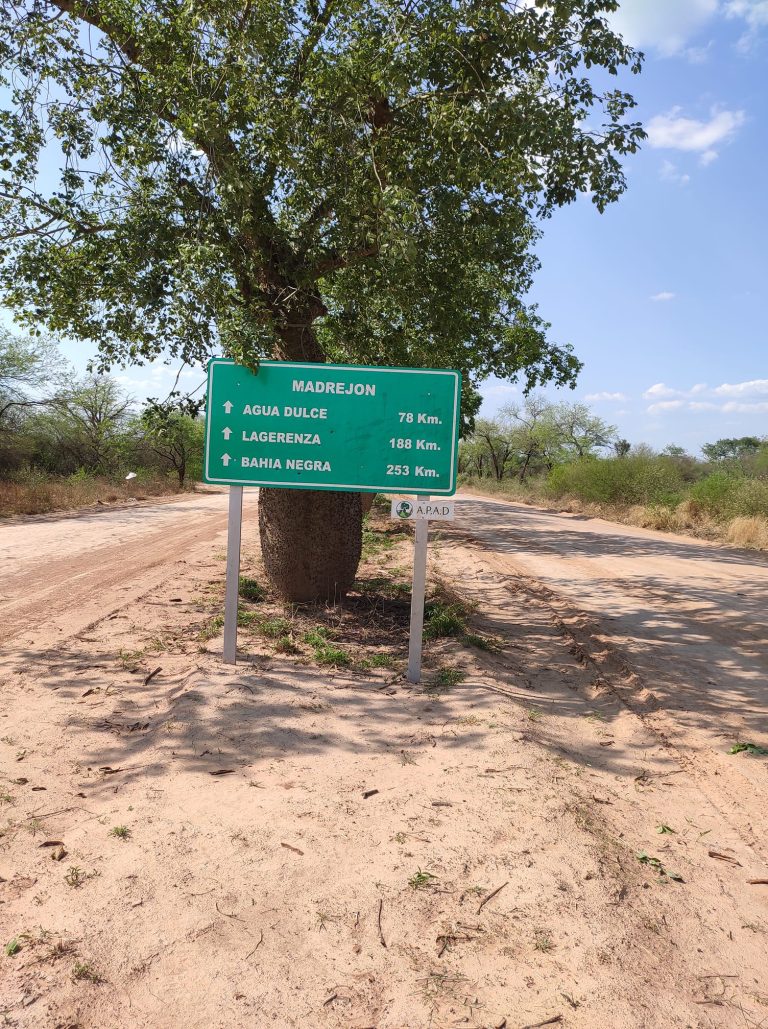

222,426,232,440
221,453,231,467
223,400,233,414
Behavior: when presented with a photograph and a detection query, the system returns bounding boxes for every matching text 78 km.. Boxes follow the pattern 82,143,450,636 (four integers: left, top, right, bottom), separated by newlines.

399,411,441,425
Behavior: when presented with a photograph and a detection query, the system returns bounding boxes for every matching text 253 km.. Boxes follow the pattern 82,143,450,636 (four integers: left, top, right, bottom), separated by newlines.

386,464,439,478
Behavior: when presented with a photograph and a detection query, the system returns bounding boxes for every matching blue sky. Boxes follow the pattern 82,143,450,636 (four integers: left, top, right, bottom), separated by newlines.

483,0,768,454
3,1,767,456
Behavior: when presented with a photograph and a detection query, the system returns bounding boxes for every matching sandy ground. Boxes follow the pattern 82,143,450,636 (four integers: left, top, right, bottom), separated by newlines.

1,491,767,1028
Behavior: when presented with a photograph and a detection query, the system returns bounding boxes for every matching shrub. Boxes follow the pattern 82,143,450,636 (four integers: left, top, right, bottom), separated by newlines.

726,516,768,550
546,455,685,508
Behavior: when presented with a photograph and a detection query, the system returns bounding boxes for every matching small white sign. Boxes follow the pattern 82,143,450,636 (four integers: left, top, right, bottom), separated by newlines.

391,497,455,521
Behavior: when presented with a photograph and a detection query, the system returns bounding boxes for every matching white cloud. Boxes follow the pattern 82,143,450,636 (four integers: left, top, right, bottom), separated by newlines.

584,391,627,403
647,400,686,413
643,378,768,418
726,0,768,47
647,107,746,163
609,0,718,56
482,382,517,398
713,378,768,396
722,401,768,413
660,160,691,186
650,291,676,302
643,383,681,399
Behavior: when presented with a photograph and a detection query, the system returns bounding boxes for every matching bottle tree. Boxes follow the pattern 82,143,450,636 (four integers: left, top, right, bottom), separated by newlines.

0,0,643,600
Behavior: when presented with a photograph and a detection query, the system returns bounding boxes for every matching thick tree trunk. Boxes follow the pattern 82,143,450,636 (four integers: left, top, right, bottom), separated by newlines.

259,487,362,603
254,304,364,603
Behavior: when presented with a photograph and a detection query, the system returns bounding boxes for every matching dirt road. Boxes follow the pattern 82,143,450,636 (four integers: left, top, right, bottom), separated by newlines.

0,491,257,649
1,493,767,1028
451,493,768,843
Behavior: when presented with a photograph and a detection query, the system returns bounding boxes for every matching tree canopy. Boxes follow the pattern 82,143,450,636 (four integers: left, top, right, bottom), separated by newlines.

0,0,643,395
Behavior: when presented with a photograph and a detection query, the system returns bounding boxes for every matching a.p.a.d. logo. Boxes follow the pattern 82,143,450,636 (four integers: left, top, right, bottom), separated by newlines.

395,500,414,519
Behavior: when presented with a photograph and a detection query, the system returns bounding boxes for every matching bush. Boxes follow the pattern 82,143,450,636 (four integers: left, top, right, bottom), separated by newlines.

727,517,768,550
546,455,685,508
689,474,768,521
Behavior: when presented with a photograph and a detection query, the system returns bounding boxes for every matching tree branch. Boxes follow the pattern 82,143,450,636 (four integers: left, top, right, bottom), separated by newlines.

309,245,379,279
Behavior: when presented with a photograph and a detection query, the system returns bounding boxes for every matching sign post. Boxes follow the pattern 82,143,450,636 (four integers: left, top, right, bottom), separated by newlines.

392,496,456,683
407,515,429,684
204,359,461,665
222,485,243,664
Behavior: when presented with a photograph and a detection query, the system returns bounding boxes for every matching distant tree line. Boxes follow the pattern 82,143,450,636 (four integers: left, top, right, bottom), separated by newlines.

459,395,768,529
459,396,618,481
0,330,204,486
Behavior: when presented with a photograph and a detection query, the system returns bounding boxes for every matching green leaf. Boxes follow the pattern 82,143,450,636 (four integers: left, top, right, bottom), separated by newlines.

729,743,768,756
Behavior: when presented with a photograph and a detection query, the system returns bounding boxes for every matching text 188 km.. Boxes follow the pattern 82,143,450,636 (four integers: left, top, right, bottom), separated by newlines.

398,412,441,425
389,438,440,451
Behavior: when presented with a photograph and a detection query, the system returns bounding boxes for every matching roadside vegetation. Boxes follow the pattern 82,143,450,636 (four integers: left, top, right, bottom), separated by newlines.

460,396,768,550
0,330,205,517
191,498,497,678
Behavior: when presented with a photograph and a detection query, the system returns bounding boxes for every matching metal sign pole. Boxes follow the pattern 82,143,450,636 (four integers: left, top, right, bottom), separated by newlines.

407,509,429,684
223,485,243,664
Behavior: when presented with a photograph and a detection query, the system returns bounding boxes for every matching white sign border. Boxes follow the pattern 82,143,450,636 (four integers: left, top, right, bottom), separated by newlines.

204,359,461,495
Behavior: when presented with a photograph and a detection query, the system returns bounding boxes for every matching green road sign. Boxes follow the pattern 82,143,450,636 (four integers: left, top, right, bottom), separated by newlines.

204,359,461,495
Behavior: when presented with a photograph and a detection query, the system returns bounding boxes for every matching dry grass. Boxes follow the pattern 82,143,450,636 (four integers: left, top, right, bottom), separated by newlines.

0,476,184,517
726,515,768,550
464,481,768,551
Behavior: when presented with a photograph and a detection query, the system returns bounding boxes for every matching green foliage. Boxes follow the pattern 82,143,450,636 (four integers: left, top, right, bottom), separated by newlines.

690,474,768,520
546,453,685,507
313,643,351,667
423,601,466,640
702,437,763,463
0,1,643,393
635,851,683,883
408,869,439,890
239,577,266,603
0,329,69,423
432,666,466,688
461,396,617,482
258,617,293,638
140,404,205,485
0,332,204,492
729,742,768,756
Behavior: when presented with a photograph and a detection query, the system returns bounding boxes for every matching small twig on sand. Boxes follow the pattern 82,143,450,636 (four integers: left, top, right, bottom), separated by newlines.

377,898,387,948
216,901,245,921
747,879,768,885
245,930,264,959
143,666,162,686
521,1016,562,1029
478,881,508,915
